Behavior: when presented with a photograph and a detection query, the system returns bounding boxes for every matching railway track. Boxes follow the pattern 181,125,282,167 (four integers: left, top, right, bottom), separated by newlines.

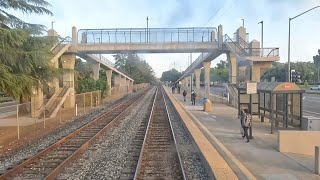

133,87,186,180
0,89,150,180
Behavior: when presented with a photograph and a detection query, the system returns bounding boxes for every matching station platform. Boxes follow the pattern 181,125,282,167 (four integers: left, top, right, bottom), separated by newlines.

164,86,319,180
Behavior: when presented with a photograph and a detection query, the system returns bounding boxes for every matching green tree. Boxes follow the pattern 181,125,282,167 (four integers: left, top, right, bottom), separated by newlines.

160,69,181,82
313,50,320,82
114,53,155,84
0,0,55,101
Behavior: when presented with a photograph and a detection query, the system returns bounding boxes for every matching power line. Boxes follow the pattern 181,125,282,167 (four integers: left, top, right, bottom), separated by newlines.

204,0,226,26
209,0,241,26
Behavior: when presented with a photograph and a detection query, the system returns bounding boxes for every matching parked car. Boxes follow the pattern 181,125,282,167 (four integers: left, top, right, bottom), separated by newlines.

310,85,320,90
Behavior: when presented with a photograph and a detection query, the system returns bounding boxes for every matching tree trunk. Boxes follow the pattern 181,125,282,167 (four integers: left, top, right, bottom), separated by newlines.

19,95,29,114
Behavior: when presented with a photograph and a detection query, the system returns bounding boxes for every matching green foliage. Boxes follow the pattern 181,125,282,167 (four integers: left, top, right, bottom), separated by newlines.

304,82,309,88
160,69,181,82
0,0,55,101
0,0,53,34
199,60,229,82
74,60,109,98
262,61,317,82
114,53,155,84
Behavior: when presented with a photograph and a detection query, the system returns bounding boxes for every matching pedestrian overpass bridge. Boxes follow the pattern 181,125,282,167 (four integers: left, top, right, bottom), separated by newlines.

31,25,279,118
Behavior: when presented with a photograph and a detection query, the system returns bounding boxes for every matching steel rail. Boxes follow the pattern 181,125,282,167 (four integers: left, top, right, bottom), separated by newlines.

133,88,158,179
0,88,150,180
161,87,187,180
133,86,186,180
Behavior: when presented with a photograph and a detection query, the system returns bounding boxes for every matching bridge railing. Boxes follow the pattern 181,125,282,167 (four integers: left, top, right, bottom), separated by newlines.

78,27,217,44
91,54,115,67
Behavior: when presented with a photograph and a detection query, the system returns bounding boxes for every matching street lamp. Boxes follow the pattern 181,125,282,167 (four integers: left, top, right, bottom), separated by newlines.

288,6,320,82
146,16,149,43
258,21,263,56
241,18,245,27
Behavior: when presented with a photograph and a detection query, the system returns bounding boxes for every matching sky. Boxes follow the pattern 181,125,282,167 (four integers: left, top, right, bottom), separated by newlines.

15,0,320,77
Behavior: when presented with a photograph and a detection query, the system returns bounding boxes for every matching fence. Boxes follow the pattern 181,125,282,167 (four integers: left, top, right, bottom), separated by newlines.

0,90,101,149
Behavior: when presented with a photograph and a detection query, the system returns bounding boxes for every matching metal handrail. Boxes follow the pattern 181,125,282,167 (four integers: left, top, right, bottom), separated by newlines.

51,36,72,56
45,82,72,116
239,36,249,48
223,34,248,56
78,27,217,44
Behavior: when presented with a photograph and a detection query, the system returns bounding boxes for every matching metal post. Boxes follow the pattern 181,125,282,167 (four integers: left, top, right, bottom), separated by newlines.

16,104,20,139
146,16,149,43
315,146,320,175
83,94,85,113
43,106,46,129
270,93,274,134
287,6,320,82
75,104,78,116
258,21,263,57
91,92,93,108
241,19,244,27
288,18,291,82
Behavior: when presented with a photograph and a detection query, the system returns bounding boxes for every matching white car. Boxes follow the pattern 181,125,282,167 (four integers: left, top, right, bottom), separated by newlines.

310,85,320,90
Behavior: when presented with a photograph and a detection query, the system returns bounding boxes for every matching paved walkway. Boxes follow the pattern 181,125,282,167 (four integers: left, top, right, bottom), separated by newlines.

168,87,319,179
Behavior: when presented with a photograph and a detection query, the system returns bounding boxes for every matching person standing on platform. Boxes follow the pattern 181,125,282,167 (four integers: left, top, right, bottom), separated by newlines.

182,90,187,102
191,90,196,105
240,109,251,142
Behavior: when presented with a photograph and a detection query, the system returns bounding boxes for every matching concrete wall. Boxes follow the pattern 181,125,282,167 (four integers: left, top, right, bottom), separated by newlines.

278,130,320,156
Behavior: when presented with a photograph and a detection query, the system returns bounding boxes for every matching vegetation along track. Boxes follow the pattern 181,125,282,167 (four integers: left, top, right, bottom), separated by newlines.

0,88,151,180
134,86,186,180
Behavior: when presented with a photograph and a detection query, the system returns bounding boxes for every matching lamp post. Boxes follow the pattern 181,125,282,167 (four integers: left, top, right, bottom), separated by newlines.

258,21,263,57
288,6,320,82
146,16,149,43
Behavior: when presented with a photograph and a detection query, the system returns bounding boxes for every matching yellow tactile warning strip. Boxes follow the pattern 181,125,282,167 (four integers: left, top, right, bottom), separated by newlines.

164,87,239,180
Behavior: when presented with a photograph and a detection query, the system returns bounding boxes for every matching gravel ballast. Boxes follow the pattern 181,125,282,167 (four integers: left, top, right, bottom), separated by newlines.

58,88,156,179
164,91,211,180
0,93,137,173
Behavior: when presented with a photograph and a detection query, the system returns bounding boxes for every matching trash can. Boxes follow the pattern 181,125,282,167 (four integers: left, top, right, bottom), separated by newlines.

203,98,212,112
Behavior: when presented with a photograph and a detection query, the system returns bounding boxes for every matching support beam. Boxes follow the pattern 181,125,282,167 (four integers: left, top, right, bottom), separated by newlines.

126,79,130,94
61,54,76,108
203,61,211,98
105,70,112,96
31,85,44,118
194,68,201,97
251,61,273,82
90,62,100,80
72,26,78,47
227,52,237,84
218,25,223,49
114,74,121,95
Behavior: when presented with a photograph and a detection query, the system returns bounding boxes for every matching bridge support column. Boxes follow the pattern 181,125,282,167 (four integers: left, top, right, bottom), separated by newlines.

227,52,237,84
218,25,223,49
105,70,112,96
90,62,100,80
114,75,121,95
31,85,44,118
203,61,211,98
126,79,130,94
251,61,273,82
129,81,133,93
194,69,201,98
61,54,76,108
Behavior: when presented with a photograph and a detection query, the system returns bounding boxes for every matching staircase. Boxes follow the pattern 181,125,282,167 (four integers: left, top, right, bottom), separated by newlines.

44,82,72,118
225,83,238,108
50,36,72,64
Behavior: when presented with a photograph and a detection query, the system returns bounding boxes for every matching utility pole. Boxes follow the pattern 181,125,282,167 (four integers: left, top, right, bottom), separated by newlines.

51,21,55,29
258,21,263,56
146,16,149,43
288,6,320,82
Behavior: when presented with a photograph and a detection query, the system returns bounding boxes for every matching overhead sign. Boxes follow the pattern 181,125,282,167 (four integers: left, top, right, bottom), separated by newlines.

246,82,257,94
